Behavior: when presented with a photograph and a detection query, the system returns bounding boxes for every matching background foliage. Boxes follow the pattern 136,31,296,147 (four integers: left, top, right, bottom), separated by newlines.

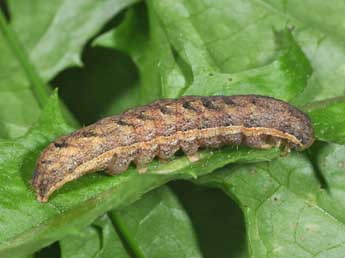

0,0,344,257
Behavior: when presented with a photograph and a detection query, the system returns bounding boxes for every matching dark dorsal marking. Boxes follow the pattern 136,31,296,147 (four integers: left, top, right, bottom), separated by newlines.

287,106,304,119
244,118,260,128
223,116,234,126
117,119,133,126
182,101,199,112
160,105,173,115
40,159,53,165
81,130,98,137
223,97,235,105
137,111,152,120
201,98,218,110
54,140,68,148
279,121,293,134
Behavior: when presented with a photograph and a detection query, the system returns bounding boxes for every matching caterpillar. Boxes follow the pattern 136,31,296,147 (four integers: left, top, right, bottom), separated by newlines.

32,95,314,202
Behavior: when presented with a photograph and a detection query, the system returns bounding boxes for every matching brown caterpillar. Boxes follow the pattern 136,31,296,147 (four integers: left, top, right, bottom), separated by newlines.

32,95,314,202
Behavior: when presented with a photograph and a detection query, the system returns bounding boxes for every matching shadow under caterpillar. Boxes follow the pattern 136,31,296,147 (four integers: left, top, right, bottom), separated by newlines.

32,95,314,202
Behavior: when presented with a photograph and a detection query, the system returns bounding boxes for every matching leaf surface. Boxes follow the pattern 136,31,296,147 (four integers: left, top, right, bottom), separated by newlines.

110,186,204,258
171,181,248,258
196,144,345,257
305,98,345,145
60,214,130,258
147,0,345,105
95,2,312,102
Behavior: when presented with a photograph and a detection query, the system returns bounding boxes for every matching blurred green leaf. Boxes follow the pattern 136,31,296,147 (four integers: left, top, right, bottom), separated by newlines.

0,0,138,138
196,145,345,257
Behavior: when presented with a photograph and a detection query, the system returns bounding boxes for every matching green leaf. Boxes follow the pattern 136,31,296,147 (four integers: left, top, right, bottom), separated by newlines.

109,182,249,258
304,98,345,145
94,3,186,103
196,144,345,257
0,0,138,138
151,1,312,101
60,214,130,258
312,143,345,224
147,0,345,105
54,46,141,124
109,186,204,258
61,182,248,258
182,29,312,100
95,2,312,102
171,181,248,258
0,92,73,256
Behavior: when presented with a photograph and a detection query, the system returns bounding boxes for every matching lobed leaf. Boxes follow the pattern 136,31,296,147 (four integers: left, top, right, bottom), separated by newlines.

94,2,312,102
142,0,345,105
